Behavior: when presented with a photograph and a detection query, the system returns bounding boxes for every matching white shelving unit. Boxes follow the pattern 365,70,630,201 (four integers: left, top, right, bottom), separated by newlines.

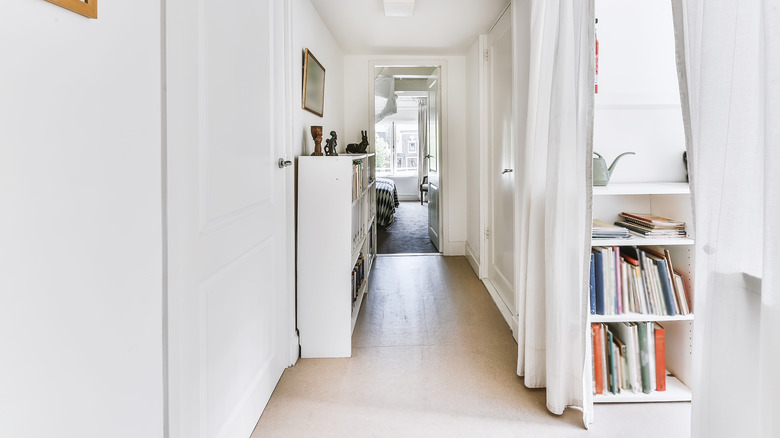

588,182,695,404
297,154,377,358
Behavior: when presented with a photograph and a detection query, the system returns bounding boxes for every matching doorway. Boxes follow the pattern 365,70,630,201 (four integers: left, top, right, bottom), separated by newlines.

372,64,442,255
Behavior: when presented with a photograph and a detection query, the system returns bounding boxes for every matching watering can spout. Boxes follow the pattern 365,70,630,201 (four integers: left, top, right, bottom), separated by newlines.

608,152,636,176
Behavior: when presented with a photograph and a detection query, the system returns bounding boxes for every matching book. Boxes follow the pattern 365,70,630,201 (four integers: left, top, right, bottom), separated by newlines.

673,272,691,314
654,322,666,391
619,212,686,228
615,220,687,237
593,249,605,314
610,322,640,393
637,322,652,394
590,253,596,315
614,246,622,314
606,326,617,394
646,253,677,315
592,323,604,394
592,219,630,238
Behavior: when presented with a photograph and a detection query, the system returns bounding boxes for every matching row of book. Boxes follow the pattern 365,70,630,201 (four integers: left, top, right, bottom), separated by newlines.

592,322,666,395
351,253,367,309
592,212,687,239
616,212,686,238
590,246,691,316
352,160,367,201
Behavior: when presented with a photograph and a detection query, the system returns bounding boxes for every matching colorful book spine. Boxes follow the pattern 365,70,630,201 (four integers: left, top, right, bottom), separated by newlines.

590,253,596,314
592,323,604,394
654,322,666,391
637,322,652,394
593,249,605,315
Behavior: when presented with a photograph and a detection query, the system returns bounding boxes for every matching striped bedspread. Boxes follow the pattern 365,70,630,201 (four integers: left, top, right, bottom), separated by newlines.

376,177,399,227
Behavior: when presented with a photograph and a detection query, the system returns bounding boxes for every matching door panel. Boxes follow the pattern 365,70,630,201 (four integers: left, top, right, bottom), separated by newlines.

487,7,516,315
427,69,441,250
166,0,288,437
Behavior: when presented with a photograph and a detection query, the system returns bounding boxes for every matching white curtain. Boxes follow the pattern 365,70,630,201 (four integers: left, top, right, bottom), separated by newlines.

672,1,780,437
516,0,594,423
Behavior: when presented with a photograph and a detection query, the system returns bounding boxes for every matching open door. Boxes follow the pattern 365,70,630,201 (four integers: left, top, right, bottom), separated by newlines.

165,0,292,437
426,68,442,251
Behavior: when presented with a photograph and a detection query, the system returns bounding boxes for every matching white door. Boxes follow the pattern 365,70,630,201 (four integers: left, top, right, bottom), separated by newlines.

165,1,291,437
487,7,516,321
427,69,442,251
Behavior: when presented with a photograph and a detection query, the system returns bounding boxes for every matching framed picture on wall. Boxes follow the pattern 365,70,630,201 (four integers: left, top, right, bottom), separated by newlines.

45,0,98,19
302,49,325,117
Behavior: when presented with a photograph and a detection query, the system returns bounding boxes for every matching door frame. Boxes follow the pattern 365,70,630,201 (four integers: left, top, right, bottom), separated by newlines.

367,58,449,254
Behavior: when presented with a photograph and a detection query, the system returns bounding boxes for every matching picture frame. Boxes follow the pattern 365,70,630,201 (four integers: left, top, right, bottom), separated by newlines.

302,49,325,117
45,0,98,19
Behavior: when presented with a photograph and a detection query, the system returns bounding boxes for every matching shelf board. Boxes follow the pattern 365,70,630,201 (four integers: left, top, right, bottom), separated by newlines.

594,374,691,403
590,313,693,323
594,182,690,196
592,236,694,247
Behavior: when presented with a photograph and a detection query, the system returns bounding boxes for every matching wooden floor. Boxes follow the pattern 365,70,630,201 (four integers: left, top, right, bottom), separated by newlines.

252,255,690,437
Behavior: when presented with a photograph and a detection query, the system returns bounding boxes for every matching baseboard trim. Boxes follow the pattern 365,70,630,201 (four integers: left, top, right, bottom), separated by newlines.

465,242,481,277
443,240,466,256
482,278,518,339
288,332,299,367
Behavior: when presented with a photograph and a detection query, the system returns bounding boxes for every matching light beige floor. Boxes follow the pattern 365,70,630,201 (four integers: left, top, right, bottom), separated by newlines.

252,255,690,437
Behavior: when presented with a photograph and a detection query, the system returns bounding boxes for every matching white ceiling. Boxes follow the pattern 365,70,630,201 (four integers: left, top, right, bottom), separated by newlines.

309,0,510,55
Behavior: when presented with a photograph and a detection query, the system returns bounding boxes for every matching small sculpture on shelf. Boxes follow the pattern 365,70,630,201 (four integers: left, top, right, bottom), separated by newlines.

310,126,323,156
324,131,338,156
359,130,369,153
346,130,370,154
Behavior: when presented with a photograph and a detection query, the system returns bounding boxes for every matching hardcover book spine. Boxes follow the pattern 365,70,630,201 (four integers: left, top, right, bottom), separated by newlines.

590,253,596,315
594,250,605,315
654,322,666,391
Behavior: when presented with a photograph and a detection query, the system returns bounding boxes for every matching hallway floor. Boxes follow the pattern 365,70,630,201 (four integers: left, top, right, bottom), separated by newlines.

251,256,690,437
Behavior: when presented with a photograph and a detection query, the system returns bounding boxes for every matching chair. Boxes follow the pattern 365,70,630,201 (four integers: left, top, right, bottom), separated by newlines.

419,176,429,205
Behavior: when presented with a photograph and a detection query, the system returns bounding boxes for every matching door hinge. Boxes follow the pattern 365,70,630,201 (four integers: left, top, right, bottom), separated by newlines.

483,49,489,62
485,227,490,239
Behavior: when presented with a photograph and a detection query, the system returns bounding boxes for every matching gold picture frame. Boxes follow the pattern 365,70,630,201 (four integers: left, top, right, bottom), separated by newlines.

45,0,98,19
302,49,325,117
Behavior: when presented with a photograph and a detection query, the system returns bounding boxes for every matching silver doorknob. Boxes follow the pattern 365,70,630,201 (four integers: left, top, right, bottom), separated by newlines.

425,154,433,159
278,158,293,168
502,168,513,174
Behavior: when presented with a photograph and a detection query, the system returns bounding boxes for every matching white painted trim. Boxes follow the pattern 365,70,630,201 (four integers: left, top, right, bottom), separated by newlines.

482,278,518,339
478,34,490,279
465,241,481,277
282,0,298,368
368,58,449,254
444,240,465,256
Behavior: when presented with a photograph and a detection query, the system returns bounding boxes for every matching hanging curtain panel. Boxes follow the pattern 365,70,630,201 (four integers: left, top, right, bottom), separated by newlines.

515,0,595,423
672,1,780,437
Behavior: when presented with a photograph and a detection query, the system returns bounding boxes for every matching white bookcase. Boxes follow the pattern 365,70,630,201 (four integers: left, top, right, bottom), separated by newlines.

297,154,376,358
588,182,695,403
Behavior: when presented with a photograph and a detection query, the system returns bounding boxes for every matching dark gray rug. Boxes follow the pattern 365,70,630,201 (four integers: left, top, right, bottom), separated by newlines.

377,201,438,254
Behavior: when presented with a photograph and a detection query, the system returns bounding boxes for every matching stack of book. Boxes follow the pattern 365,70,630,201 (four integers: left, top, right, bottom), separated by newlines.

592,219,630,239
351,253,366,309
590,246,691,316
615,212,686,238
591,322,666,395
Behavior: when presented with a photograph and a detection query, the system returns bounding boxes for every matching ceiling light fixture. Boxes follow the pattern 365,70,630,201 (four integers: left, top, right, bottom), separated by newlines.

383,0,415,17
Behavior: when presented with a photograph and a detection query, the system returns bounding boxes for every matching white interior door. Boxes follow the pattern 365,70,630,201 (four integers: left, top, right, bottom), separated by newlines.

487,7,516,320
427,69,442,251
165,1,290,437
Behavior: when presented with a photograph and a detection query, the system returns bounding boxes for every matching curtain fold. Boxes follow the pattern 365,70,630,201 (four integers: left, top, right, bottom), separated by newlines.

516,0,594,423
672,1,780,437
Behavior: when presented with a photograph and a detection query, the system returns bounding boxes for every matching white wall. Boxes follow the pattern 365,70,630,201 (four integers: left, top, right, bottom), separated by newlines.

292,0,345,157
594,0,686,183
465,39,482,266
0,2,163,438
344,55,468,254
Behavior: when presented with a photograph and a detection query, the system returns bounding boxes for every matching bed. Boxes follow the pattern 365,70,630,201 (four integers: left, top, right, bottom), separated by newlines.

375,177,399,227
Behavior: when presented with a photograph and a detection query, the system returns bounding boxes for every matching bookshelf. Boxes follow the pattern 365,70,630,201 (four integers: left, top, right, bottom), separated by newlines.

588,182,694,404
297,154,377,358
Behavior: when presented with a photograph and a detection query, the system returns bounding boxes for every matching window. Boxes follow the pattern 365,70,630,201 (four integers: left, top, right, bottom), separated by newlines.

376,121,419,177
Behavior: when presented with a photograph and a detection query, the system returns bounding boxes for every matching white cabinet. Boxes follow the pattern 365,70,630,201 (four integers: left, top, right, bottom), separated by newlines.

297,154,376,358
588,182,695,403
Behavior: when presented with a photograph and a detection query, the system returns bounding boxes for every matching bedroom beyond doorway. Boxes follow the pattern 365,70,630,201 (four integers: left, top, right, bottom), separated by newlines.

376,201,438,254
